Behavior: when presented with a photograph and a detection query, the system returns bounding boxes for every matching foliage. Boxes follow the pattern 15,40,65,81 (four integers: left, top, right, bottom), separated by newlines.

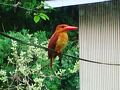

0,30,79,90
0,0,78,34
0,0,79,90
0,0,51,31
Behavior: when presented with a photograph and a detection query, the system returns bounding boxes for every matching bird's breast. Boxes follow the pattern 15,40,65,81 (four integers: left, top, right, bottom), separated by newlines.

55,32,68,53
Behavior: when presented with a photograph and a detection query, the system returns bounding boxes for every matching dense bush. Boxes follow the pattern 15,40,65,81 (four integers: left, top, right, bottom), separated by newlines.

0,0,79,90
0,30,79,90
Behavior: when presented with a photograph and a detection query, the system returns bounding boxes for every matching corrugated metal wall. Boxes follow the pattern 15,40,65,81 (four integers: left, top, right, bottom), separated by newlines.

79,2,120,90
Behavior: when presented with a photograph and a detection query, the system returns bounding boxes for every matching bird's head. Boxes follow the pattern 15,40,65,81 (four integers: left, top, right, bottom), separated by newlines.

55,24,78,33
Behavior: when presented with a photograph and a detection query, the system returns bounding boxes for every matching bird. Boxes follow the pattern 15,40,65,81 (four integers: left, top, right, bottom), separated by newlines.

48,24,78,68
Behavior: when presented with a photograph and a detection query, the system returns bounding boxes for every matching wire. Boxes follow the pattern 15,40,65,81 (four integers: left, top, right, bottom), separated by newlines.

0,32,120,66
0,2,120,67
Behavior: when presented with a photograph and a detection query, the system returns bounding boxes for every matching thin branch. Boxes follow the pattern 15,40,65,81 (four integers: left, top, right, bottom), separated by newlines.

0,31,120,66
1,23,5,32
0,2,37,12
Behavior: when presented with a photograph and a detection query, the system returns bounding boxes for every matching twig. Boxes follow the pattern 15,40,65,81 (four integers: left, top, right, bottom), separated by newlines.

0,31,120,66
0,2,37,12
1,23,5,32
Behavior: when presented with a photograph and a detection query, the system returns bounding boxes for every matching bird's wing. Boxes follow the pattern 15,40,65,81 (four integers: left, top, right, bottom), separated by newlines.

48,33,59,58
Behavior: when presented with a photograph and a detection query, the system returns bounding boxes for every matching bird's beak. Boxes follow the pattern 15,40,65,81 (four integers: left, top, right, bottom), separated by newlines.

65,25,78,31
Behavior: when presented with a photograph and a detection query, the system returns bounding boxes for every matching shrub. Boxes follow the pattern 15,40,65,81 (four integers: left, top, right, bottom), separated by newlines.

0,29,79,90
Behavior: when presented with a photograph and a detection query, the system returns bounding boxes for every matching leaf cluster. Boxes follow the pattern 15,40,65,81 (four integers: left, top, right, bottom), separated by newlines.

0,29,79,90
0,1,79,89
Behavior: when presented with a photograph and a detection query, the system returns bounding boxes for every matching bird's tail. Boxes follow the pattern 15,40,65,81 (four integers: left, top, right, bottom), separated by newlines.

50,57,54,68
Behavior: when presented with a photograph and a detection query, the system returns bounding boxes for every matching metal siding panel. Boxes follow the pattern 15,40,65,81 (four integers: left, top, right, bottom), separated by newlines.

79,3,120,90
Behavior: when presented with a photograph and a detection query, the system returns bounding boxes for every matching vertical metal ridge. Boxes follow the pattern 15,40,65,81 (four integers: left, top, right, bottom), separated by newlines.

79,2,120,90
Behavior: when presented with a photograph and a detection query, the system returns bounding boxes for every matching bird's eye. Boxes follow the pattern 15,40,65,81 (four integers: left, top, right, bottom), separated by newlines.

61,26,65,28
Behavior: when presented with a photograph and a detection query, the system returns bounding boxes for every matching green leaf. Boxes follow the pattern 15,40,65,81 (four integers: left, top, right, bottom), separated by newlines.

32,74,37,79
51,85,58,90
0,52,3,64
46,80,51,87
40,15,47,20
34,15,40,23
40,13,49,20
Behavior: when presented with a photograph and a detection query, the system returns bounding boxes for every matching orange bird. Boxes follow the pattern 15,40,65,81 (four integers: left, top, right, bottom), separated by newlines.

48,24,78,68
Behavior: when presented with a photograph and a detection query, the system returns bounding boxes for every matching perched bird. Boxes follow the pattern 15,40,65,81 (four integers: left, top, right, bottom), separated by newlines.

48,24,78,68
